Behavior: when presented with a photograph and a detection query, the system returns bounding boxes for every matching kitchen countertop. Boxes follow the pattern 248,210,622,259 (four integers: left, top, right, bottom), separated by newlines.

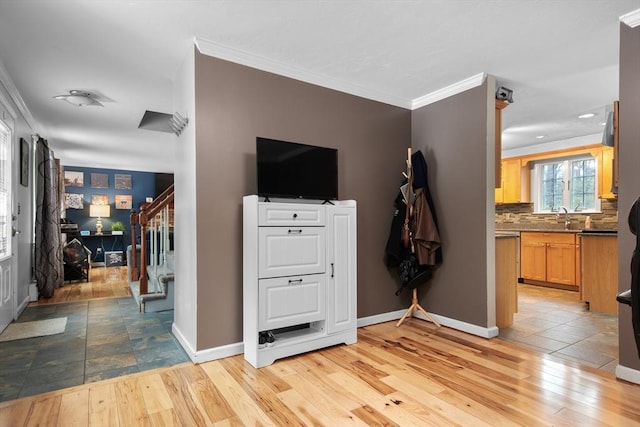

496,228,617,235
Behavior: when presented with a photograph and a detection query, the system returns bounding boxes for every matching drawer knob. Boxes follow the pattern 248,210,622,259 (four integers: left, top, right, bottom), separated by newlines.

293,213,298,218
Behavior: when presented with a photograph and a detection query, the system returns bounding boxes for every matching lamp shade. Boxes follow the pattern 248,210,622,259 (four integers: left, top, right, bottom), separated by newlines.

89,204,110,218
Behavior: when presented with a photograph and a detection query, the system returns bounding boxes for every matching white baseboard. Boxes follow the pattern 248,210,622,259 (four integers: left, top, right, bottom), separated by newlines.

174,310,499,365
192,342,244,364
357,309,499,338
172,322,244,364
16,294,30,319
357,309,407,327
615,364,640,385
171,323,197,362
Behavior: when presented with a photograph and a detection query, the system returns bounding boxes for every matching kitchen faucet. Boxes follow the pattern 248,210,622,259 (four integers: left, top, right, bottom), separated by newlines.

557,206,571,229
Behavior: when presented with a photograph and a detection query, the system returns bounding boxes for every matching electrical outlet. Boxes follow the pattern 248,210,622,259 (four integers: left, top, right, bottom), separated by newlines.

96,248,102,254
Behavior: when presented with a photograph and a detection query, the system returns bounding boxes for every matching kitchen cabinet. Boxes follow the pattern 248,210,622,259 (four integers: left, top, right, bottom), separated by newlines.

495,158,522,204
520,232,578,288
495,99,509,188
600,146,616,199
581,234,618,315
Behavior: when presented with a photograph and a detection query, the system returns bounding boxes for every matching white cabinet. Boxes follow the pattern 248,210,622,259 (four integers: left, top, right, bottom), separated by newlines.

243,196,357,368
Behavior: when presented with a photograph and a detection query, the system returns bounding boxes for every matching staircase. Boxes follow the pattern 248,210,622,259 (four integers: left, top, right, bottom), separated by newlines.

129,184,174,312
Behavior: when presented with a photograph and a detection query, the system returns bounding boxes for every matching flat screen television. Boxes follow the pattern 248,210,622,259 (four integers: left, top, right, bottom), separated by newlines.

257,137,338,201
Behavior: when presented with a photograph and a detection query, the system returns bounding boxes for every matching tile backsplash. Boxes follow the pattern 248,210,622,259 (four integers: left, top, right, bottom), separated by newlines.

495,199,618,231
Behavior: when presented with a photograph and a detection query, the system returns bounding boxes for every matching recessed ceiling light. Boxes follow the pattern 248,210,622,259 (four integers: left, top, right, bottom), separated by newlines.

53,90,103,107
578,113,595,119
600,122,607,126
536,135,545,139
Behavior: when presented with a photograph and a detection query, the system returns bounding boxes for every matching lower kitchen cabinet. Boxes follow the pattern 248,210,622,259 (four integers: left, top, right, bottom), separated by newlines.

520,232,578,289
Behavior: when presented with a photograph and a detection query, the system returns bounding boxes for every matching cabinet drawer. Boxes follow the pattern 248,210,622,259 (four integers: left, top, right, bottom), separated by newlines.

258,227,325,278
521,232,575,245
259,204,325,226
258,274,326,331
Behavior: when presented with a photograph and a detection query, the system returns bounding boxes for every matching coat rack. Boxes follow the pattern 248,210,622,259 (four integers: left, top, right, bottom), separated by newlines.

396,147,441,328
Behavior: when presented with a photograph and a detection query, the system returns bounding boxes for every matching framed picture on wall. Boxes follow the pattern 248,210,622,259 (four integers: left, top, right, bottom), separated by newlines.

64,193,84,209
91,173,109,188
64,171,84,187
115,174,132,189
115,195,132,209
20,138,29,187
91,194,109,205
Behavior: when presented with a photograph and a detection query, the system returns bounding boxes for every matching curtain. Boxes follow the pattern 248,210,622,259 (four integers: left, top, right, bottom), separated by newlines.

34,138,63,297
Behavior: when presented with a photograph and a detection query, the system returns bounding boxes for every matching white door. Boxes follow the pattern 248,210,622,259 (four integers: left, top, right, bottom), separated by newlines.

0,117,15,333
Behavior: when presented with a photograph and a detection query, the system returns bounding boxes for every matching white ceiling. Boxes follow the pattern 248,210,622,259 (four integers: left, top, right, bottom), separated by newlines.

0,1,637,173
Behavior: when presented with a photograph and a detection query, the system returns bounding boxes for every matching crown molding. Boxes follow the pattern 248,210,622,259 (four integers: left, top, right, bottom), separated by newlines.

620,9,640,28
411,72,487,110
195,37,413,109
0,59,41,132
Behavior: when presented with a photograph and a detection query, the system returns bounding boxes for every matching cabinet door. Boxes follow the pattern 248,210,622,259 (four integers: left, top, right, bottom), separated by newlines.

258,227,325,278
258,274,326,331
520,239,546,281
326,206,357,334
546,243,576,285
502,158,521,203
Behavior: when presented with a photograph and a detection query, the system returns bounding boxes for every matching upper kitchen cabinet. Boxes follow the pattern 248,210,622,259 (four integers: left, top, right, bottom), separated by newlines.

496,144,617,205
495,158,523,204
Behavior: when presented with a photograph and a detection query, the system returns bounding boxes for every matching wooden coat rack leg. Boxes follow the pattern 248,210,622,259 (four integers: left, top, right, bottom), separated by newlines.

396,288,441,327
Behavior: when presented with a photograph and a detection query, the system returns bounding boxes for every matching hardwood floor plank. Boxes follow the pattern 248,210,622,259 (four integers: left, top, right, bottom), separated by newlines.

2,320,640,426
114,378,150,427
160,368,210,426
0,399,31,427
218,355,304,426
351,404,400,427
58,389,90,427
138,374,174,414
25,395,62,427
200,360,277,426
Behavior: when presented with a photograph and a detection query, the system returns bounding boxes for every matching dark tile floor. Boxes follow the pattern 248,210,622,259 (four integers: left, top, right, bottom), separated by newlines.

0,297,189,402
499,284,619,372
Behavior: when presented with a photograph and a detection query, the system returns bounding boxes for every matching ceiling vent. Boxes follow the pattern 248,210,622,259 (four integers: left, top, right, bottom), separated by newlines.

138,111,189,136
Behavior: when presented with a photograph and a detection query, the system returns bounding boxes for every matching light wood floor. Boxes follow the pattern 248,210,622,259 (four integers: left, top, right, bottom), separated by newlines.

30,266,131,305
2,319,639,426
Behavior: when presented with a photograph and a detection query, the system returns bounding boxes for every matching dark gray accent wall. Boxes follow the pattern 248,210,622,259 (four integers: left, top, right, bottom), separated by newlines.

411,82,491,327
618,22,640,370
194,52,411,349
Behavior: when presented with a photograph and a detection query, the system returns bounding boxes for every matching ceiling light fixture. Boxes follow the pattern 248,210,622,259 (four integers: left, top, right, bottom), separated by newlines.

578,113,595,119
536,135,545,139
53,90,103,107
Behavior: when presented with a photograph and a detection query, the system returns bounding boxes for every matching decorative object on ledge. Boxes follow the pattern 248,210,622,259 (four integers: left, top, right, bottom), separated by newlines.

89,204,110,235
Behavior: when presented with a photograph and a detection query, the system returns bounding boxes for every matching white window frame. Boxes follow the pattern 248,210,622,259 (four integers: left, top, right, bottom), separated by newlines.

531,154,601,214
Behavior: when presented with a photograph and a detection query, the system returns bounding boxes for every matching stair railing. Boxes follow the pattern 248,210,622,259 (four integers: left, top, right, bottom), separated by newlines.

130,184,174,295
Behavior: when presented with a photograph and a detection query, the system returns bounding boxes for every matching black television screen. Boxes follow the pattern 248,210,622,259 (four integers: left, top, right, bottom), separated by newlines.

257,137,338,200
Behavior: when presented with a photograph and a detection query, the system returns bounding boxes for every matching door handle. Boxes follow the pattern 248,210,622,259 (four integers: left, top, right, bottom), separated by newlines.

12,227,20,236
331,262,334,278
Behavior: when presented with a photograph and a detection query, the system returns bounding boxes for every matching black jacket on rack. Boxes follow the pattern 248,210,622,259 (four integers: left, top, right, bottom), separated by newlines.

385,150,442,294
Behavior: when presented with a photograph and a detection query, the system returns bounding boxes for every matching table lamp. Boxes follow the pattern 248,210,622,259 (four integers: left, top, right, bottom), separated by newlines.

89,204,111,235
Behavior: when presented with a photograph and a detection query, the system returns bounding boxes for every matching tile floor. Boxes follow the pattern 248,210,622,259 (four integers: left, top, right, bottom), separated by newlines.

0,297,189,402
498,284,619,372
